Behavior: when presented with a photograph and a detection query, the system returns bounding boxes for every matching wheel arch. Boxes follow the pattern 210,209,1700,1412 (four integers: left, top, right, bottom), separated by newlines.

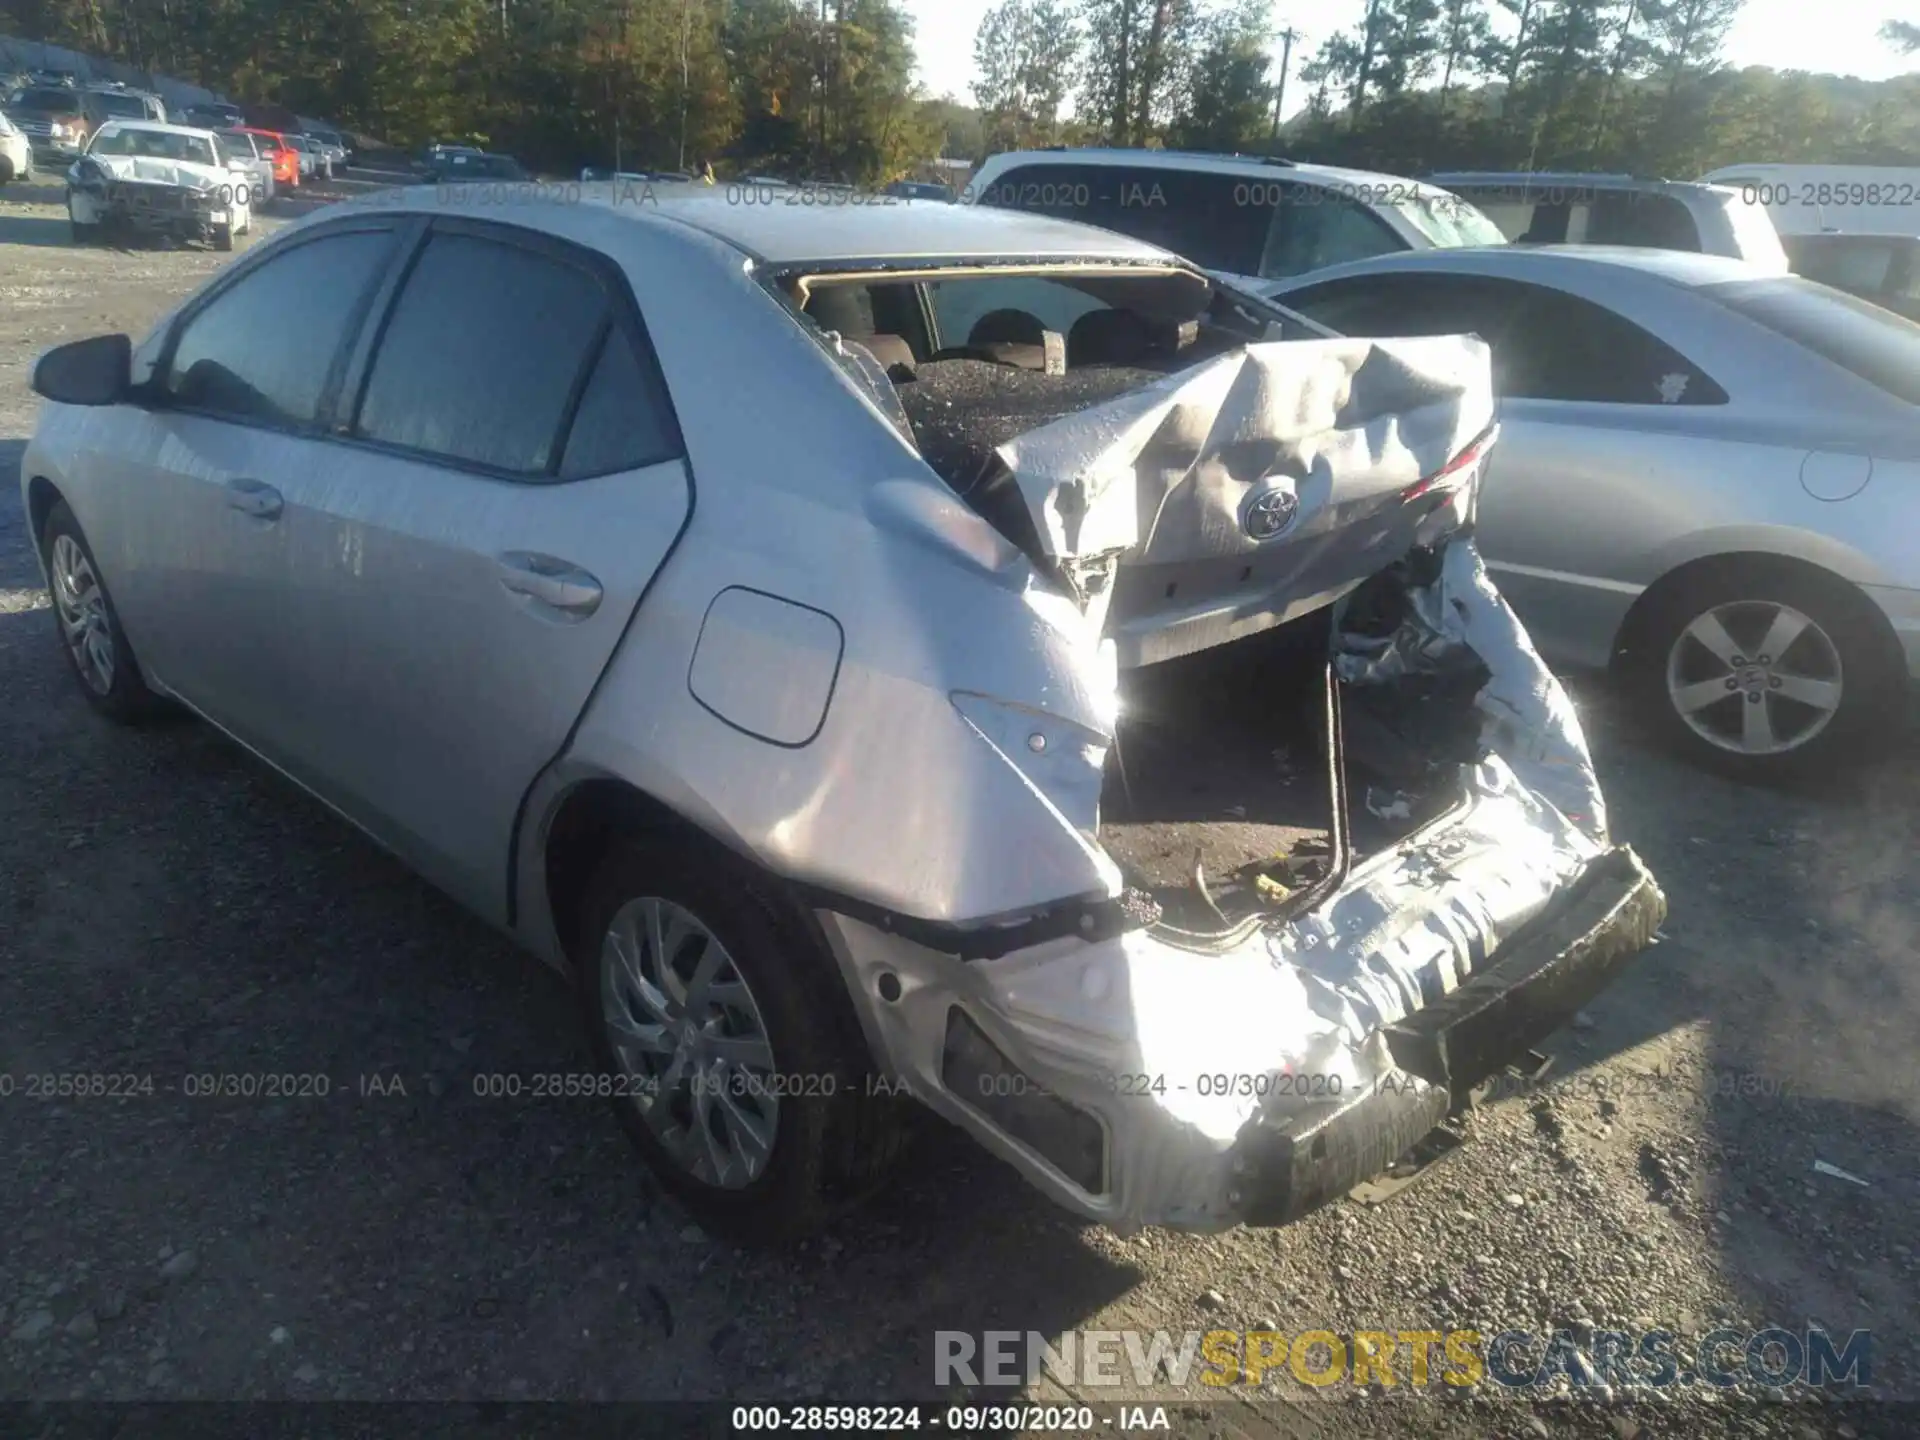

536,776,726,971
25,474,65,554
1610,549,1905,677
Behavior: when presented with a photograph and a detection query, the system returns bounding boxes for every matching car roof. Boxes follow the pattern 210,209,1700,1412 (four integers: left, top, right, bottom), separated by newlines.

1267,242,1768,292
333,185,1192,267
92,118,220,142
977,147,1457,197
1429,171,1742,202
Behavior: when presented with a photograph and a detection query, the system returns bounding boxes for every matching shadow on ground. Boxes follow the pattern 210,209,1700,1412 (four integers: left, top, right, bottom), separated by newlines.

0,212,73,248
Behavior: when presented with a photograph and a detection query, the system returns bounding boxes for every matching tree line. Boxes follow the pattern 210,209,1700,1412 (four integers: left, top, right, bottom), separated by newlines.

970,0,1920,176
4,0,946,182
5,0,1917,182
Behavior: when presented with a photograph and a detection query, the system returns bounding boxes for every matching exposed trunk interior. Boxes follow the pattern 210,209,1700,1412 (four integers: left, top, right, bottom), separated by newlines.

894,349,1497,943
1099,578,1487,941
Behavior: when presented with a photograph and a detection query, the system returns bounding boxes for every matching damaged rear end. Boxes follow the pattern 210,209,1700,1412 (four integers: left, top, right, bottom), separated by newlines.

788,266,1665,1231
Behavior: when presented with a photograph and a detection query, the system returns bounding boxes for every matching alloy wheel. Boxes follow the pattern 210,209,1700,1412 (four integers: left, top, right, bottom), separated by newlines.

1664,599,1843,756
599,897,779,1189
49,533,115,695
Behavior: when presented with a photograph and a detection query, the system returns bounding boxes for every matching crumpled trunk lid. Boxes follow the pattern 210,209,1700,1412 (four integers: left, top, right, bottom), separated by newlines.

981,336,1496,666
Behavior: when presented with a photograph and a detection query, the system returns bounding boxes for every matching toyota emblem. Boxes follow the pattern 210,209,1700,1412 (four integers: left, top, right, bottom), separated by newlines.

1242,486,1300,541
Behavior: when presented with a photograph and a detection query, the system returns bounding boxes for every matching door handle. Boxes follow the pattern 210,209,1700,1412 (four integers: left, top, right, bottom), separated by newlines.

497,552,603,618
225,477,282,520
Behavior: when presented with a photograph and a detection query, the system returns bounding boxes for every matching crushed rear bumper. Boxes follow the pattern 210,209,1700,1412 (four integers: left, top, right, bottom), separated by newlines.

1232,844,1664,1225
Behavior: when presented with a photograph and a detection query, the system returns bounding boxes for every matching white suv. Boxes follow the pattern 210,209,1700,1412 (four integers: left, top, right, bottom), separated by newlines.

1428,172,1789,273
964,148,1507,288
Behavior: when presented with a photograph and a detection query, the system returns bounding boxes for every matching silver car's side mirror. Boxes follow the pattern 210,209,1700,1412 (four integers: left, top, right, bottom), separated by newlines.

32,333,132,407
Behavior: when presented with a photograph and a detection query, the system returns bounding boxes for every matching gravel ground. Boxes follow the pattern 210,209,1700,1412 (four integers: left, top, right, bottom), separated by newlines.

1,176,1917,1438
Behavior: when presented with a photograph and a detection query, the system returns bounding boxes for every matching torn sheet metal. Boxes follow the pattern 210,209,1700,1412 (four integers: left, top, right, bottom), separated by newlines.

988,336,1496,665
1332,537,1610,847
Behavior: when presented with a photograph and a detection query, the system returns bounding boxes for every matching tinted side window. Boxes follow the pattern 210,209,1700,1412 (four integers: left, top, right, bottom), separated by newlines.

355,232,608,476
165,228,396,426
1586,193,1701,250
978,162,1269,275
558,329,682,479
1787,238,1897,294
1279,273,1518,341
1287,273,1727,405
1498,285,1728,405
1260,192,1405,279
1518,202,1571,244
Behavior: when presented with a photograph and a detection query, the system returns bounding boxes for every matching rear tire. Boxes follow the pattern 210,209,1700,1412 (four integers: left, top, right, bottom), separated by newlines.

1634,561,1905,782
40,501,166,724
573,835,908,1244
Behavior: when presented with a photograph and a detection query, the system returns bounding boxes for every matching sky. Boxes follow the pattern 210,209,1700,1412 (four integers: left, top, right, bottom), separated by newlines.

903,0,1919,118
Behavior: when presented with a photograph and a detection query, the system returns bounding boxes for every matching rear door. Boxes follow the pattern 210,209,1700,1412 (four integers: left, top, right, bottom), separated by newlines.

239,218,692,922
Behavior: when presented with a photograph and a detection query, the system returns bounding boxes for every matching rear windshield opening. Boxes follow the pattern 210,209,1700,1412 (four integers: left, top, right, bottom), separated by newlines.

1703,276,1920,405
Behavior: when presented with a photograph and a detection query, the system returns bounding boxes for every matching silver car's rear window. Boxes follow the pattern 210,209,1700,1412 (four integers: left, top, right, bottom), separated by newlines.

1703,276,1920,405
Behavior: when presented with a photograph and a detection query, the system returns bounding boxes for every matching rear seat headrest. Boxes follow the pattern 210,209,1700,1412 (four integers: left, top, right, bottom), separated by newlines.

856,333,917,378
968,309,1048,347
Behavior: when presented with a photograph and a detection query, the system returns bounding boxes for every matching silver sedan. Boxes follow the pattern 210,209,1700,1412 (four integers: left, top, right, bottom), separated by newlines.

1268,245,1920,779
20,194,1663,1241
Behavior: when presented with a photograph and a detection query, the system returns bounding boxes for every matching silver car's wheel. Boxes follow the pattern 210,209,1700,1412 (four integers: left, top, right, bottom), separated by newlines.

1664,599,1843,757
600,896,779,1189
50,532,116,695
41,501,164,724
576,837,909,1243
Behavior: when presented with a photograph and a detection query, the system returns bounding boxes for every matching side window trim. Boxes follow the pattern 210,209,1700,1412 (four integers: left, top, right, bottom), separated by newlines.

152,217,409,437
546,315,615,477
334,214,689,484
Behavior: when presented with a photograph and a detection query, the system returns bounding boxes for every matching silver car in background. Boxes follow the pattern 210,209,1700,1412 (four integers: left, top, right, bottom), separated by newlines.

1268,245,1920,779
20,195,1662,1242
1429,172,1790,274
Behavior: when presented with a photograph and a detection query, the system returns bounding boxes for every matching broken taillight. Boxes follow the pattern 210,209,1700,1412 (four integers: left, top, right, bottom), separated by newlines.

1401,423,1499,503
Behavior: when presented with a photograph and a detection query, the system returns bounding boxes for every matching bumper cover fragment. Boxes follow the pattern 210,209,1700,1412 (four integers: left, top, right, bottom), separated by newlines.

1232,843,1664,1226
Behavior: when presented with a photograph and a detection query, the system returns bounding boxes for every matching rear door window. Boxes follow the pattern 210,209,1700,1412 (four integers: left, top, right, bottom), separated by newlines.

1284,271,1727,404
556,328,683,479
1703,276,1920,405
353,230,617,477
1497,284,1729,405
